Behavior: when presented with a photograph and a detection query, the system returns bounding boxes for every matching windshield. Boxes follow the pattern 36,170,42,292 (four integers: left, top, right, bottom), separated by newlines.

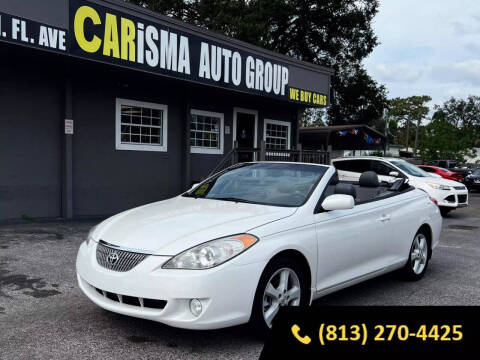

437,167,451,173
390,161,431,177
183,163,328,207
473,168,480,176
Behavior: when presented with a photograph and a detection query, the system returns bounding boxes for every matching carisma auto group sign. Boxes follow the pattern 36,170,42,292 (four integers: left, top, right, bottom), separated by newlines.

0,0,331,107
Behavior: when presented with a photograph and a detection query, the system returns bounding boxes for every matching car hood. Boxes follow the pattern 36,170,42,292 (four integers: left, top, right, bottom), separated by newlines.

409,176,464,187
93,196,297,255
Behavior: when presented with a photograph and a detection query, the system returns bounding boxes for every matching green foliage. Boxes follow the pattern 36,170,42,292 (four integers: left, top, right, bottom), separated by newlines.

418,118,475,163
432,96,480,142
125,0,387,126
329,67,388,125
386,95,431,148
417,96,480,163
301,108,326,127
389,96,431,124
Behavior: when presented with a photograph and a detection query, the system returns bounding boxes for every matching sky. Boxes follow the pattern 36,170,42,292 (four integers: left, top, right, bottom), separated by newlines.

363,0,480,108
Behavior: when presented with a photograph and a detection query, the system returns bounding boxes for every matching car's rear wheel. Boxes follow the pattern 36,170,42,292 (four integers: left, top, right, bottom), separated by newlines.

250,257,308,336
401,230,430,280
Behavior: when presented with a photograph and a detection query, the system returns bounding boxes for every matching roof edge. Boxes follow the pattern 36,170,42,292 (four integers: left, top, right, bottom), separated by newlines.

100,0,334,75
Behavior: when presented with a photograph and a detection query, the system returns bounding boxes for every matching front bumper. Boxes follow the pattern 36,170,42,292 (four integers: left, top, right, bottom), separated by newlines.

433,189,469,208
76,241,266,330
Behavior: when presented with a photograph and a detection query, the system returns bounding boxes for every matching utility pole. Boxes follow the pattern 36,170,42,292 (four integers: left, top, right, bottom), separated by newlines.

383,108,388,156
405,116,410,153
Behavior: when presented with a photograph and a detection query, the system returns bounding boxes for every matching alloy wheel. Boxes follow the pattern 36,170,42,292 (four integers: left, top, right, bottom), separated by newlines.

411,234,428,275
262,267,301,328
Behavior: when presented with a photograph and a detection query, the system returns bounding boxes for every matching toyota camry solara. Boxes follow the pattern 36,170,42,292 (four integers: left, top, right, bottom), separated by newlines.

76,162,442,332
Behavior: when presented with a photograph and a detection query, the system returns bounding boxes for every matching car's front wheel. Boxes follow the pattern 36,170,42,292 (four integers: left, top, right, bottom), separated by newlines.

250,257,308,335
440,207,452,217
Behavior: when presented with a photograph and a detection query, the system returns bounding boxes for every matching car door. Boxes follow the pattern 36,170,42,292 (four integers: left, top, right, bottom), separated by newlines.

314,198,395,292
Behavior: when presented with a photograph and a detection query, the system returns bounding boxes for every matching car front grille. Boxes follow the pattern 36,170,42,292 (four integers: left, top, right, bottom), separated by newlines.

458,194,467,203
445,195,455,202
96,241,149,272
454,186,466,190
94,287,167,310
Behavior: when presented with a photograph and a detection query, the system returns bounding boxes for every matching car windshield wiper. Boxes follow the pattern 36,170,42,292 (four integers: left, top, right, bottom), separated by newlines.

208,197,258,204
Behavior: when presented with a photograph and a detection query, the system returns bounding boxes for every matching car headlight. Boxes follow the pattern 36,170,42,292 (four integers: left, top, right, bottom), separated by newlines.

85,225,98,246
428,183,451,191
162,234,258,270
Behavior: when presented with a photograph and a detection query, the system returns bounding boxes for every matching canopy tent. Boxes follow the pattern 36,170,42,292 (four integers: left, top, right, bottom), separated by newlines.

299,125,386,152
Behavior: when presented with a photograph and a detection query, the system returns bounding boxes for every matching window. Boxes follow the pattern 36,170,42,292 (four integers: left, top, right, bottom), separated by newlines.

332,160,352,171
371,161,397,176
420,166,435,173
390,160,429,177
190,110,224,154
264,119,291,150
333,160,372,173
183,162,328,207
115,98,168,152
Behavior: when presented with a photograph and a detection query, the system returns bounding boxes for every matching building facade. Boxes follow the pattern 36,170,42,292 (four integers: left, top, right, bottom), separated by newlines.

0,0,332,221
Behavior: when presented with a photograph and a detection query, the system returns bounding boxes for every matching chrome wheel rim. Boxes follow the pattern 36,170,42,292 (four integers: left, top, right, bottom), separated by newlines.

411,234,428,274
262,268,301,328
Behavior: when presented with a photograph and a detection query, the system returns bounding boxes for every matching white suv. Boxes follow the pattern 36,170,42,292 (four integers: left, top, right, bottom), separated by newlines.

331,157,469,216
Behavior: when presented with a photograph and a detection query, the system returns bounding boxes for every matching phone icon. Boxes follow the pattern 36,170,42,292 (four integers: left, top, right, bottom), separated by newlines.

291,324,311,345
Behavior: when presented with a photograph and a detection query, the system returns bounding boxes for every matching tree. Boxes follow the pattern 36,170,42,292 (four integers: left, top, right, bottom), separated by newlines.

126,0,387,126
418,117,475,163
433,96,480,144
417,96,480,162
387,96,431,154
329,66,388,125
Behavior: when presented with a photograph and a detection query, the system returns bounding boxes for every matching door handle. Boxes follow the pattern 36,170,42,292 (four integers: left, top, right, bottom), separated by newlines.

379,214,391,222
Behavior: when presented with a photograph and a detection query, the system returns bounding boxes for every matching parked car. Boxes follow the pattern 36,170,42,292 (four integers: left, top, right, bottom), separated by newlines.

464,168,480,191
76,162,442,333
417,165,463,182
331,157,469,216
427,159,471,179
427,159,459,169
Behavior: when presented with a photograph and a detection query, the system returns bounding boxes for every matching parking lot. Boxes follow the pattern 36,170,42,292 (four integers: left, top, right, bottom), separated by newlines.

1,193,479,359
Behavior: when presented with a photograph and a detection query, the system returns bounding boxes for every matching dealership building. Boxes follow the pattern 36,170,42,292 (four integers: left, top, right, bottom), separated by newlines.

0,0,332,221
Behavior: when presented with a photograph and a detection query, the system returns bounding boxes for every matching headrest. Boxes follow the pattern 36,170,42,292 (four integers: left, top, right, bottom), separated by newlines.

334,183,357,199
359,171,380,187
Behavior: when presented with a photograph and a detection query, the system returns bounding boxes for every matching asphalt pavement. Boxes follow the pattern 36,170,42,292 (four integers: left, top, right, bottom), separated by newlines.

1,193,479,359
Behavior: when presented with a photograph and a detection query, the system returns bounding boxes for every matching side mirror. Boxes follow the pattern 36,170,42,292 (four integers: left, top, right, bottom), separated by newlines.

321,194,355,211
189,183,199,191
389,171,399,177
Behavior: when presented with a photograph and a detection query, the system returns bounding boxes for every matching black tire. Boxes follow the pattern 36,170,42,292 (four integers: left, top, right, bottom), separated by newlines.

401,229,430,281
440,207,452,217
249,257,308,336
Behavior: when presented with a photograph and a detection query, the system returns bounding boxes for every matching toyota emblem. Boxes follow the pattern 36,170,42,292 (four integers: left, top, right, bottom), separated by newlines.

107,252,119,265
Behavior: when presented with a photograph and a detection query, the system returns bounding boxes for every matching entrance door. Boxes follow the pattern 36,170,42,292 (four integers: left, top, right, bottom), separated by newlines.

234,108,257,162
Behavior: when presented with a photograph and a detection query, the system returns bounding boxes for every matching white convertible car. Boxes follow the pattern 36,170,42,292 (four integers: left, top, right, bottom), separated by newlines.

76,162,442,332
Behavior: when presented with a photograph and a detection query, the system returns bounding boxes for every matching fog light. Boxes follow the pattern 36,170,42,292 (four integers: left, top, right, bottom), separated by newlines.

189,299,202,317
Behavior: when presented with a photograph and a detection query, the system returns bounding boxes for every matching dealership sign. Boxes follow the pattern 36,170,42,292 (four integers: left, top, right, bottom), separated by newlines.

0,0,330,107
